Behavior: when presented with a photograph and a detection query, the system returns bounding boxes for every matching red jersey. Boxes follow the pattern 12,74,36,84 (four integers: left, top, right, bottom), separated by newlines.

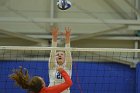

39,70,72,93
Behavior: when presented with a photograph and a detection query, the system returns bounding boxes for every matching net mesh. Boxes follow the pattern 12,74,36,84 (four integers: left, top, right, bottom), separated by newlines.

0,46,138,93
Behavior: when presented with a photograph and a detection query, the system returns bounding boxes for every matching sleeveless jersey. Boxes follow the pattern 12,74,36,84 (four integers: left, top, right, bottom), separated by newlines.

49,63,72,93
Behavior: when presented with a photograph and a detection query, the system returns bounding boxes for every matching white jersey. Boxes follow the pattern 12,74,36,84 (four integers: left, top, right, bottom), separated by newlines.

49,65,72,93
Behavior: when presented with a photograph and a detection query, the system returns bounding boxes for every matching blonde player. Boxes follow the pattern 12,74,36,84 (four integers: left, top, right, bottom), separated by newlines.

49,27,72,93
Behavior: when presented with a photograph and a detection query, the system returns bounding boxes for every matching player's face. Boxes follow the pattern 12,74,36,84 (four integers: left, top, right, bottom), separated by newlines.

55,51,65,65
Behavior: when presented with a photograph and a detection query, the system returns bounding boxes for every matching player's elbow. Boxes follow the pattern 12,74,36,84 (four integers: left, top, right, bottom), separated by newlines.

68,79,73,87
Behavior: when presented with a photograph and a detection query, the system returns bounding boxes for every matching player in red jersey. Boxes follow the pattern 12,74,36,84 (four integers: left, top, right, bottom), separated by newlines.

9,66,72,93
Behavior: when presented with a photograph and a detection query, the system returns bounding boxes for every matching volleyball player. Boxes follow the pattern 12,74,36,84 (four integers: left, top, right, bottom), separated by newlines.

9,66,72,93
49,27,72,93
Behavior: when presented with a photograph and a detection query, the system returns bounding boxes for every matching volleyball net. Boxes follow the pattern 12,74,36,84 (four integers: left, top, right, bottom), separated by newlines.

0,46,139,93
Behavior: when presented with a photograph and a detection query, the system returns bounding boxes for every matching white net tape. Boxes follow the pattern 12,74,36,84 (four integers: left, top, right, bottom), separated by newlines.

0,46,139,67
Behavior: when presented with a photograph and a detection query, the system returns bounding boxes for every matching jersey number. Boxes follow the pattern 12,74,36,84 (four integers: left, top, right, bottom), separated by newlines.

56,72,62,79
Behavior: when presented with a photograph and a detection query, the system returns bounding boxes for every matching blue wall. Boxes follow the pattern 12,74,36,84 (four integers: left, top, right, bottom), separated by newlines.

0,60,136,93
72,62,136,93
0,60,49,93
136,63,140,93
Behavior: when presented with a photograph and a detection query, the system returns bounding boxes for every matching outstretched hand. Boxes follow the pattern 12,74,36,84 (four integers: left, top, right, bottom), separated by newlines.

51,27,59,42
63,27,71,44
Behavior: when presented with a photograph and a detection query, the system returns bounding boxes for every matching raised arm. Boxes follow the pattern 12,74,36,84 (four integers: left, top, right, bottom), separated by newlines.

51,27,58,47
64,27,72,70
47,68,73,93
64,27,71,47
49,27,59,69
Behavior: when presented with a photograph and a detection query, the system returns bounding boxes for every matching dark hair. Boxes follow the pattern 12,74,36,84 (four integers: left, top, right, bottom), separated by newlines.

9,66,43,93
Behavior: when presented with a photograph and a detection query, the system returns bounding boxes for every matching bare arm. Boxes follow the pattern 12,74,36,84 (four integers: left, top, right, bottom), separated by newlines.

49,27,59,69
64,27,72,70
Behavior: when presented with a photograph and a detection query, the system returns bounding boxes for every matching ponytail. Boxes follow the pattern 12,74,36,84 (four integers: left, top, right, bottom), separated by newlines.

9,66,44,93
9,66,30,89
